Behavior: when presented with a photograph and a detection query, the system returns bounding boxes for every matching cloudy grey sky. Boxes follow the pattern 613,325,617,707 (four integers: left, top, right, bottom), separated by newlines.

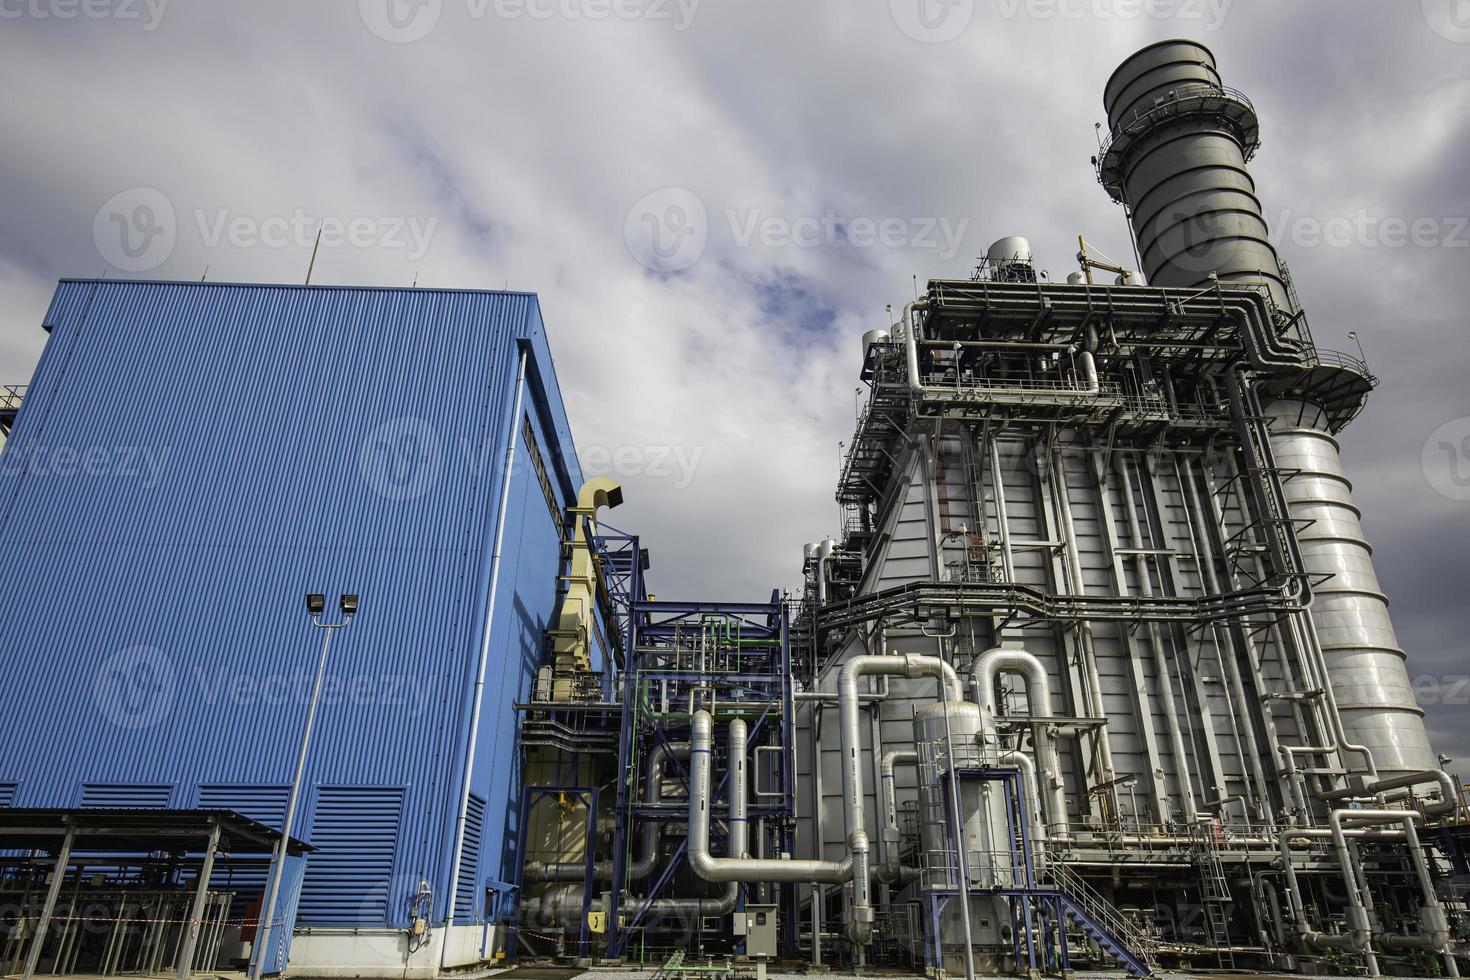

1,0,1467,764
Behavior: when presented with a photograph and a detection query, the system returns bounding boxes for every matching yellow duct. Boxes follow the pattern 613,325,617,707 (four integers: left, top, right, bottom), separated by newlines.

548,477,622,699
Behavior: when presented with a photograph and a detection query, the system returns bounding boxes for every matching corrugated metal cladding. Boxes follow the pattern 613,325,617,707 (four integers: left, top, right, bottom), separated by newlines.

0,279,584,932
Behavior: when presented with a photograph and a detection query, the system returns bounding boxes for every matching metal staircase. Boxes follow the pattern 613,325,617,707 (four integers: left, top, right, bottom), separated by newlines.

1046,862,1156,977
1057,894,1153,978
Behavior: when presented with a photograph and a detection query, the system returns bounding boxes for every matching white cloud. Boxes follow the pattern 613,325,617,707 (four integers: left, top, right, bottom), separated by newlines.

1,0,1468,759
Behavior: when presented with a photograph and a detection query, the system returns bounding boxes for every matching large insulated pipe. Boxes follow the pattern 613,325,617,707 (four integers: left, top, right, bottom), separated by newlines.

998,749,1046,869
903,300,927,399
838,654,964,944
968,647,1067,836
1098,40,1291,315
879,750,920,883
1269,403,1436,776
533,739,733,923
1114,455,1199,822
689,711,850,885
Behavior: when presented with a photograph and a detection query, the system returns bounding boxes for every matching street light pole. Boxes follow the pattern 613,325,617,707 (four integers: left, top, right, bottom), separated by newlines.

250,594,357,980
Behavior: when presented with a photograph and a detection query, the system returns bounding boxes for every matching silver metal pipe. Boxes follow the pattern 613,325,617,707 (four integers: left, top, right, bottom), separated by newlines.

903,300,926,400
1115,453,1199,821
1179,454,1275,822
1049,445,1116,794
998,749,1046,868
988,438,1016,582
836,653,962,942
1331,808,1454,974
688,710,851,885
968,646,1066,836
1078,350,1099,394
1319,768,1459,811
1278,825,1408,951
1199,452,1318,813
878,749,920,883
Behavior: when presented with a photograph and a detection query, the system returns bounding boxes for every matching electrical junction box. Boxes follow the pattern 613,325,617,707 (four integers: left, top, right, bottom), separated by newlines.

734,903,777,958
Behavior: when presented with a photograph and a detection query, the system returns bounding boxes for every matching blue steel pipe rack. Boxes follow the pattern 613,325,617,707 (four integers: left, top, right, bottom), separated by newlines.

604,575,796,959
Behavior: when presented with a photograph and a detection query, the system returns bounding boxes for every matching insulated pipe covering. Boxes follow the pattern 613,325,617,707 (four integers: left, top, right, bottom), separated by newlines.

687,711,851,885
969,647,1067,835
836,654,963,942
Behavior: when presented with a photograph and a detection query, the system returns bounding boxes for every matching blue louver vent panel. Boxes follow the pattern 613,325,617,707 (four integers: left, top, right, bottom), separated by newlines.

454,794,486,919
195,785,291,920
80,783,172,808
0,784,15,807
298,787,404,925
196,785,290,828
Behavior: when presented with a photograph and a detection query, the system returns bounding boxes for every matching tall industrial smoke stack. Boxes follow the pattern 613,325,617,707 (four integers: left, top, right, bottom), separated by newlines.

1097,40,1292,315
1098,40,1438,779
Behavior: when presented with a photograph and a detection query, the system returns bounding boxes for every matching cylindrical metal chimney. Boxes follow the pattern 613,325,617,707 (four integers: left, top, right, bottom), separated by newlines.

1099,40,1436,779
1097,40,1290,313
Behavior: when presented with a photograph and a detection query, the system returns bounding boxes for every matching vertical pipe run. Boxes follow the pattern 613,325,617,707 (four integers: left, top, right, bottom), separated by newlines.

1049,445,1116,798
1177,456,1276,824
1114,454,1198,821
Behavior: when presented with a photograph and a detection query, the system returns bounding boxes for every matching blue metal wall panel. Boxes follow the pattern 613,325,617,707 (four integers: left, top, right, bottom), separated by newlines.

0,280,583,932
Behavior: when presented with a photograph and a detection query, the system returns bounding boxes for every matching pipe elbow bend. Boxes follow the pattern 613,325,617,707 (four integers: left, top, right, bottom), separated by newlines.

688,850,721,882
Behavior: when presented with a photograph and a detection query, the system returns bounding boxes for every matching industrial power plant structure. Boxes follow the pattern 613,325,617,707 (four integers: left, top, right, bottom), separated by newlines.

0,37,1466,980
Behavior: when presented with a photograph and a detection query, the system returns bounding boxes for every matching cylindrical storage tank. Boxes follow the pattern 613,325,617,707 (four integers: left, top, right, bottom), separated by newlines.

985,236,1037,283
1098,40,1291,315
1266,400,1435,775
985,236,1033,266
913,701,1009,888
861,328,890,359
803,542,820,561
818,537,838,559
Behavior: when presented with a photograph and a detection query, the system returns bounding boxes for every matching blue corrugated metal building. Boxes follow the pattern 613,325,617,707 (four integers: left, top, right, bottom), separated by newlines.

0,279,585,975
